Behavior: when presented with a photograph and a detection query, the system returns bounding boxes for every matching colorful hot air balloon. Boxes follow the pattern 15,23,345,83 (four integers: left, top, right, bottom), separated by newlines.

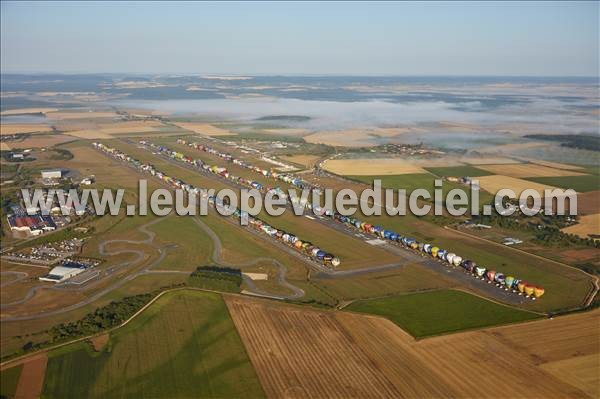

331,257,341,267
517,281,527,293
505,276,515,289
463,260,475,272
446,253,456,264
487,270,496,281
431,247,439,257
525,285,535,297
495,273,506,284
534,287,545,298
294,240,303,249
475,266,487,277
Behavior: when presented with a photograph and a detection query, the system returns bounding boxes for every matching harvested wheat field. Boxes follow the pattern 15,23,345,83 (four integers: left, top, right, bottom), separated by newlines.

577,191,600,215
479,163,587,178
64,130,113,139
476,310,600,398
279,154,322,168
0,108,58,116
304,128,410,147
226,296,432,398
0,123,53,135
226,296,596,398
13,353,47,399
63,121,164,139
323,158,425,175
561,214,600,238
45,110,118,120
173,122,234,136
477,175,558,197
262,128,308,136
0,142,12,151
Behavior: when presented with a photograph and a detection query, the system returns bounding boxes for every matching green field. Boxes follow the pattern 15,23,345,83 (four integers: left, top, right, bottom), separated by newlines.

526,175,600,193
148,216,213,271
42,290,265,398
346,289,541,338
424,165,493,178
0,364,22,398
313,264,454,301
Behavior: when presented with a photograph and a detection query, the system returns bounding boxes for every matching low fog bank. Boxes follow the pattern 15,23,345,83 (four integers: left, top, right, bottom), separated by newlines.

114,96,598,135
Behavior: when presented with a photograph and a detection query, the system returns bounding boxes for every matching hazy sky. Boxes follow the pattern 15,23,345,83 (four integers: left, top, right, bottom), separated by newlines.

1,1,598,76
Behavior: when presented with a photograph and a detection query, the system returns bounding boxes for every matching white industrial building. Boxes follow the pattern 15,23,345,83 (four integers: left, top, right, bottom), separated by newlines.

39,266,85,283
41,169,62,179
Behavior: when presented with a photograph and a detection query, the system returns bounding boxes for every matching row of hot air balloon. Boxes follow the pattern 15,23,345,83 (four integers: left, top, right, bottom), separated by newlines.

92,142,339,266
245,217,340,267
331,214,545,299
141,140,290,198
128,140,545,293
176,139,317,191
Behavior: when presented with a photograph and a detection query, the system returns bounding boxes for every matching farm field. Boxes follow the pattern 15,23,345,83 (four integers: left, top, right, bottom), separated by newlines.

346,289,541,337
172,122,235,136
226,295,596,399
0,123,53,135
323,158,426,175
526,159,586,171
526,175,600,193
61,120,166,139
6,133,75,148
463,156,521,165
0,364,22,398
478,163,588,177
41,290,265,398
45,110,119,120
477,174,558,197
278,153,322,168
303,127,415,147
577,190,600,214
348,173,495,205
226,295,414,398
424,165,492,177
0,107,59,116
561,214,600,239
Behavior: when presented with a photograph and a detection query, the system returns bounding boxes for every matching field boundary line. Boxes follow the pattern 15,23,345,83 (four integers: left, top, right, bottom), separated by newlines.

0,286,307,370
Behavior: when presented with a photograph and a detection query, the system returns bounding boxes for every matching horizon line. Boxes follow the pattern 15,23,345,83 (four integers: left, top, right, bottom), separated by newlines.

1,71,599,79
